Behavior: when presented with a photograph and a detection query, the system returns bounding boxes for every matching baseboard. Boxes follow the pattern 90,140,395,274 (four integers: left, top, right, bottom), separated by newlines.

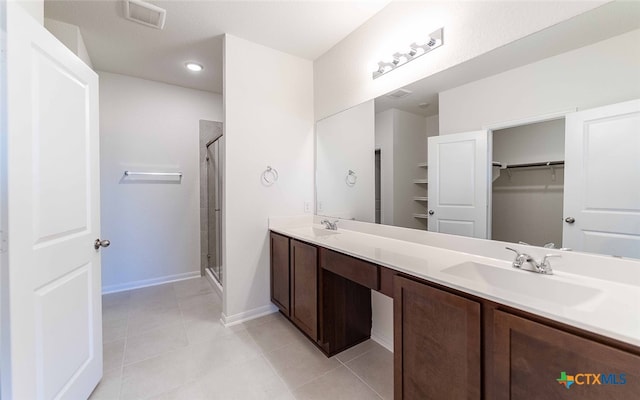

101,271,201,294
371,330,394,353
204,268,223,298
220,303,278,327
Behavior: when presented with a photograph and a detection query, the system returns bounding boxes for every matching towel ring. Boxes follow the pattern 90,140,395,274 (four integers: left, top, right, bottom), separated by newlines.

345,170,357,187
262,166,279,186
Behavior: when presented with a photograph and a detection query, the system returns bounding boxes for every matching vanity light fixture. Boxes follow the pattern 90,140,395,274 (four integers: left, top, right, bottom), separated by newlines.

185,62,204,72
373,27,444,79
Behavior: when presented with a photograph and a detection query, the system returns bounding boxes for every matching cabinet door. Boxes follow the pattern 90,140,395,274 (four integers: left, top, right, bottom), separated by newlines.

270,232,290,316
492,310,640,400
394,276,481,400
291,240,318,340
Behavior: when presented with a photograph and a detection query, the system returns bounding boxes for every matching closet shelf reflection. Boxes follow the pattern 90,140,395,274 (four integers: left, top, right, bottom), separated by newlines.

413,179,428,184
413,214,429,219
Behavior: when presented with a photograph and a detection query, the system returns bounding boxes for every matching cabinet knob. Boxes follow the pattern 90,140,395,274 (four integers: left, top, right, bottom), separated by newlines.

564,217,575,224
428,210,435,216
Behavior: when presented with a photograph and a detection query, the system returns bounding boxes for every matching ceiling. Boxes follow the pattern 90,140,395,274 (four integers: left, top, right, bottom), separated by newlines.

44,0,392,93
374,1,640,118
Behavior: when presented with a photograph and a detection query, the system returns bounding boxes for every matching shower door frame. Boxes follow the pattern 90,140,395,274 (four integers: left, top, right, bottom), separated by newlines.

205,135,223,285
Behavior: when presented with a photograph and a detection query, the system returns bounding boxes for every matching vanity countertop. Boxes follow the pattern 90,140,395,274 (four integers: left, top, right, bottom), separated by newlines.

270,223,640,348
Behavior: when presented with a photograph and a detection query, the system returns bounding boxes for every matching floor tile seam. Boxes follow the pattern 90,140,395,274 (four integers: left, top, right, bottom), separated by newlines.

242,328,275,355
127,301,181,317
125,318,186,341
175,288,215,302
116,314,130,399
244,326,298,355
183,326,245,347
291,362,349,395
176,299,220,313
336,347,374,365
121,338,189,368
260,353,312,398
340,361,385,400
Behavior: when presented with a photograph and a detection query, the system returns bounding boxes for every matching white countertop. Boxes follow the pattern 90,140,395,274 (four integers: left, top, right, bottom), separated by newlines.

269,221,640,348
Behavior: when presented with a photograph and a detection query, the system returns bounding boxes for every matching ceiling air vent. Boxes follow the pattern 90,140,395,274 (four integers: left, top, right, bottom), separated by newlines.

123,0,166,30
386,88,412,99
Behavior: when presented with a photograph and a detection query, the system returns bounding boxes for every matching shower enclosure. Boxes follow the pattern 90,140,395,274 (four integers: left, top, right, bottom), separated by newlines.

200,120,223,286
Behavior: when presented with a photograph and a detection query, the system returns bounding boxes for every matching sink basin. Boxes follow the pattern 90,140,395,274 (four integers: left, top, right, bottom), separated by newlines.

442,262,602,306
289,227,341,238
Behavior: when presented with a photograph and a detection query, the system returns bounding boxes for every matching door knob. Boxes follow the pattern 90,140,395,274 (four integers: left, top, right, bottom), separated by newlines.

428,210,435,216
564,217,575,224
94,239,111,250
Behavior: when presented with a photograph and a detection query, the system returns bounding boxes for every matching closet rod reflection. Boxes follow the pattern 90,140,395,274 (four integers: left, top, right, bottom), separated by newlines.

493,161,564,169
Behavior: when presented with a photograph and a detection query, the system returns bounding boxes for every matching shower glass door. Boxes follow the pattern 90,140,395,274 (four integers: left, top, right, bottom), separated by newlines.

206,139,222,285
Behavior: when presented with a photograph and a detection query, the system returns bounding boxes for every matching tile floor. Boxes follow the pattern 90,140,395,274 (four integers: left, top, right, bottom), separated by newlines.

91,277,393,400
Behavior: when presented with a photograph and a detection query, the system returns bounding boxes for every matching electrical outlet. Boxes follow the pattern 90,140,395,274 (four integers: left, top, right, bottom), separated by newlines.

304,202,312,213
318,201,324,211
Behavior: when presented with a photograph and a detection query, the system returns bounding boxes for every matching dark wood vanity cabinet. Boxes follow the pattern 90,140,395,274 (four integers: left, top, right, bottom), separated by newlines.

491,310,640,400
393,275,640,400
318,248,372,355
270,231,640,400
290,239,318,340
394,275,481,400
270,232,372,355
270,232,290,316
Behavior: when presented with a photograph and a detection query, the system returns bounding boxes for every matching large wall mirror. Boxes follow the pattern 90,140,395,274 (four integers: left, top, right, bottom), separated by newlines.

316,1,640,259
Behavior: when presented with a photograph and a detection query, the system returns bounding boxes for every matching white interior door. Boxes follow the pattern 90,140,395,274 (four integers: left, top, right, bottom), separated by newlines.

428,130,491,238
563,99,640,258
3,4,102,399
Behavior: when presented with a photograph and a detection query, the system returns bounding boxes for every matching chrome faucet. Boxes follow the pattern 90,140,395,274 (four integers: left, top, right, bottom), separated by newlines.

320,219,339,231
505,247,560,275
519,241,572,251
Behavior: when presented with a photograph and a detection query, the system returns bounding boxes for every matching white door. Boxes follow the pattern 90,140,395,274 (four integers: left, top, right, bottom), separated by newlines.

563,99,640,258
427,130,491,238
3,4,103,399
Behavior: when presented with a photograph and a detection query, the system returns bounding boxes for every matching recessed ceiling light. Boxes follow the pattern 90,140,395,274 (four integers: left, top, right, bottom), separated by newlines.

185,62,204,72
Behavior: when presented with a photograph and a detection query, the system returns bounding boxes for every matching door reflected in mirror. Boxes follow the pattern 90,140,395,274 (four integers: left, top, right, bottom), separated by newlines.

315,2,640,259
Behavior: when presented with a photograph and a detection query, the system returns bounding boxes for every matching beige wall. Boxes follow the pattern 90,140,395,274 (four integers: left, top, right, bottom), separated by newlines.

314,1,605,120
99,72,223,292
223,35,314,322
439,29,640,134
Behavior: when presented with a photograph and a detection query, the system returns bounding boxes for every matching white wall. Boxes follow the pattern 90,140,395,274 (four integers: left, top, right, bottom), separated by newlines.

393,109,427,230
317,101,375,222
375,109,432,229
425,114,439,140
0,2,8,397
17,0,43,25
439,29,640,134
375,109,394,225
371,290,393,351
223,35,314,322
314,1,604,120
492,119,565,166
99,72,223,292
44,18,93,69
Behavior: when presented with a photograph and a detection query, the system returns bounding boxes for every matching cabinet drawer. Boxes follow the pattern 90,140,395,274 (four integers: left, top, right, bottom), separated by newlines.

319,248,379,290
